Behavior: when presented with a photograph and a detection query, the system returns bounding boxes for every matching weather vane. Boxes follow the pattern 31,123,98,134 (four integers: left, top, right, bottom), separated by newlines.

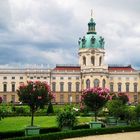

91,9,93,18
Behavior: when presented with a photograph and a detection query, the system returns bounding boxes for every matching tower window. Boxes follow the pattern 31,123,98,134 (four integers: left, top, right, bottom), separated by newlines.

99,56,102,66
83,56,86,65
91,56,95,65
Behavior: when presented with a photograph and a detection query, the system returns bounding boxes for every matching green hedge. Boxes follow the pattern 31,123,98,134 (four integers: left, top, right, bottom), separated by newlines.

8,125,140,140
0,127,61,139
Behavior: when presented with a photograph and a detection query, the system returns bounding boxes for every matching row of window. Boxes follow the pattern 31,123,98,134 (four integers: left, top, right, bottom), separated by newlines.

83,56,102,66
60,95,80,103
52,82,80,92
86,79,105,88
3,77,23,80
110,77,137,81
52,77,80,80
110,83,138,93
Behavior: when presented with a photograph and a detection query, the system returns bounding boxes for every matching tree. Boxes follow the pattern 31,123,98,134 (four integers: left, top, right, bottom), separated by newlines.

17,81,54,126
81,87,110,121
112,92,129,104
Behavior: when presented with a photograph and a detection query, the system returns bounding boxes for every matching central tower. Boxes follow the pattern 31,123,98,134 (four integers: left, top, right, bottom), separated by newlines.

78,12,108,89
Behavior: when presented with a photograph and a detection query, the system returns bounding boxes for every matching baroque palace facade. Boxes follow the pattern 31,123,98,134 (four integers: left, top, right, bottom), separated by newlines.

0,16,140,104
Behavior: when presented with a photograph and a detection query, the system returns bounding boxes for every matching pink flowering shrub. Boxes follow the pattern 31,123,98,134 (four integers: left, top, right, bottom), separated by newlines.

81,87,110,121
17,81,54,126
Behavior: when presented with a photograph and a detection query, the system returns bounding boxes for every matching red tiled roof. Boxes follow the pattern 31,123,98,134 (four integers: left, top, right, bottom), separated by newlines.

108,65,135,72
54,65,81,71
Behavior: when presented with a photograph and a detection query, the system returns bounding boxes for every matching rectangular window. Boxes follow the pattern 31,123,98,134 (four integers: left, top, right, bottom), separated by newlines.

126,83,129,92
44,77,47,79
60,95,64,104
30,77,33,79
60,82,64,92
3,95,7,102
11,95,15,103
60,77,64,80
76,82,80,92
68,77,71,80
134,94,138,103
12,83,15,92
118,83,121,92
68,95,72,103
76,95,79,103
3,83,7,92
12,77,15,80
134,83,137,93
3,77,7,80
110,83,114,92
52,82,56,92
37,77,40,79
52,77,56,80
20,77,23,80
76,77,79,80
68,82,72,93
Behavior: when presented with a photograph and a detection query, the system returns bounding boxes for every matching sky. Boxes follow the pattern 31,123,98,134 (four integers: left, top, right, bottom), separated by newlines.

0,0,140,69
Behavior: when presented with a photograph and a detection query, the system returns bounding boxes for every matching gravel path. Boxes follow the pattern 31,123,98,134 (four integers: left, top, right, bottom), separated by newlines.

64,131,140,140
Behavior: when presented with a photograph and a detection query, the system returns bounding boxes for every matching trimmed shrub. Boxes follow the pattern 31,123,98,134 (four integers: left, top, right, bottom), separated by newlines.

7,125,140,140
47,102,54,115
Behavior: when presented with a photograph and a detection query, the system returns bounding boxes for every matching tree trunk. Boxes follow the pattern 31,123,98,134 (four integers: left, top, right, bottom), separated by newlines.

95,110,97,122
31,109,34,126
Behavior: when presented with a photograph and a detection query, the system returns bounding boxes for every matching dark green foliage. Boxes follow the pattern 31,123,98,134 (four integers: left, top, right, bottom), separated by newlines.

40,127,61,134
56,106,77,129
47,102,54,114
135,104,140,117
7,125,140,140
72,124,90,130
112,92,129,104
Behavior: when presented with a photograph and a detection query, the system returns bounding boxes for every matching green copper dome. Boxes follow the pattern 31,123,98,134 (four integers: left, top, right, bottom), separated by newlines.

78,17,105,49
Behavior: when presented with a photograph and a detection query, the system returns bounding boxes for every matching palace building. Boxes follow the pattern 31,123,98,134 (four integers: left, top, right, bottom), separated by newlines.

0,15,140,104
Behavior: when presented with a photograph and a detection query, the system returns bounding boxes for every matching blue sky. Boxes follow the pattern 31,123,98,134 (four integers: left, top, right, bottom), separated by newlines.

0,0,140,69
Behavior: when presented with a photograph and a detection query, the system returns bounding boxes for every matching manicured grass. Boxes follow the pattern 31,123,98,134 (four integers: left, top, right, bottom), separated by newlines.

0,116,92,132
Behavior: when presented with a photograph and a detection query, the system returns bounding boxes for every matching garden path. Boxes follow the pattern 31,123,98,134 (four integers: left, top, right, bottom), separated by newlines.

64,131,140,140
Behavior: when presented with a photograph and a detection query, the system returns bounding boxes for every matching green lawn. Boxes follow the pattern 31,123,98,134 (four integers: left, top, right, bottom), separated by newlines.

0,116,92,132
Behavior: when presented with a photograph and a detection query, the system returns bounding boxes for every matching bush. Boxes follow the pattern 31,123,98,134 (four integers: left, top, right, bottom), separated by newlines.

56,106,78,129
47,102,54,115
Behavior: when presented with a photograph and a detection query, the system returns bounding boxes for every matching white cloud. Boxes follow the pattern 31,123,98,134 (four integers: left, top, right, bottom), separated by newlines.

0,0,139,69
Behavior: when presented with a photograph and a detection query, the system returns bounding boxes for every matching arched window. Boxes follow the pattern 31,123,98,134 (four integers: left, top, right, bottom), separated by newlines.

110,82,114,92
134,83,138,93
118,83,122,92
91,56,95,65
86,79,90,89
125,82,130,92
94,79,99,87
99,56,102,66
102,79,106,88
76,82,80,92
60,82,64,93
83,56,86,65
